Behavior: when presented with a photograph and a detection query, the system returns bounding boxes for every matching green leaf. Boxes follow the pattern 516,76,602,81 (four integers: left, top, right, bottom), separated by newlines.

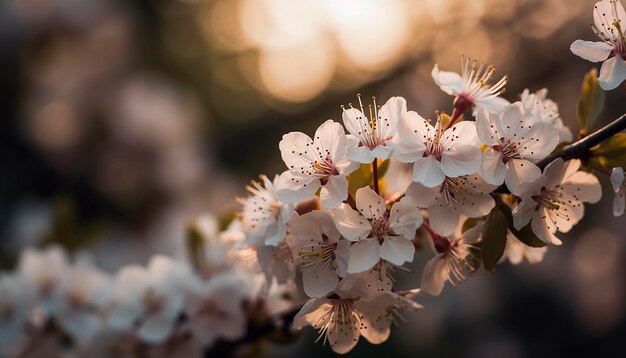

577,68,605,135
347,164,372,197
591,133,626,169
480,207,508,272
378,159,390,178
461,217,480,233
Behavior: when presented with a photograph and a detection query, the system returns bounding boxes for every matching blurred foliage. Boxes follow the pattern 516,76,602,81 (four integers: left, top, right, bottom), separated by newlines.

577,68,605,137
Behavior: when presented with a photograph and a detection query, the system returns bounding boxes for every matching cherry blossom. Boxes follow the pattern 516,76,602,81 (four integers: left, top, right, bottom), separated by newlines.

107,256,190,343
256,239,295,285
49,258,110,341
277,120,359,209
405,175,496,236
502,231,548,265
293,277,421,354
476,102,559,193
421,223,482,296
184,272,249,346
394,111,482,187
520,88,573,144
512,159,602,245
342,95,406,163
331,187,421,273
610,166,625,216
238,174,294,246
0,274,29,354
570,0,626,90
287,211,350,298
432,56,508,114
17,245,69,313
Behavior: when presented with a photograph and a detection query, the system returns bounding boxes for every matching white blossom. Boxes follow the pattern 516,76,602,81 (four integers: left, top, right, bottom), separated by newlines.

0,274,29,354
256,239,295,285
571,0,626,90
432,56,508,113
293,277,421,354
394,112,482,187
17,245,69,313
476,102,559,193
277,120,359,209
421,223,482,296
513,159,602,245
405,174,496,236
49,258,110,341
331,187,421,273
342,95,406,163
502,231,548,265
184,272,249,347
287,211,350,298
520,88,573,144
107,256,190,344
238,174,294,246
610,166,625,216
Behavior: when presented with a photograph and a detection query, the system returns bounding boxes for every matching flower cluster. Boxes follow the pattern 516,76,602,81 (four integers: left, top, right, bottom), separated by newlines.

0,217,293,357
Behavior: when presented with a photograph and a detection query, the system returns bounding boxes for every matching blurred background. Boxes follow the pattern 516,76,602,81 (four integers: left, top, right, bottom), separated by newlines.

0,0,624,356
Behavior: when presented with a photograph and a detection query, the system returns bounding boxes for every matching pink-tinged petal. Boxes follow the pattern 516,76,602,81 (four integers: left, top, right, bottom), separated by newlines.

611,167,624,193
570,40,612,62
293,298,331,329
334,240,351,277
428,201,461,236
517,122,559,161
444,121,480,146
279,132,315,170
561,171,602,204
512,199,536,230
394,112,428,163
380,236,415,266
328,312,360,354
276,171,320,204
356,186,386,220
421,255,449,296
412,156,445,187
432,64,465,95
342,107,370,139
475,108,500,146
330,204,371,241
542,158,566,189
314,120,347,163
347,140,376,163
389,200,422,239
441,144,482,177
377,96,406,137
138,315,175,343
505,159,542,196
599,54,626,90
302,262,338,298
496,102,527,138
531,209,562,245
474,96,510,114
320,175,348,209
456,190,496,218
347,239,381,273
404,182,438,208
480,149,506,185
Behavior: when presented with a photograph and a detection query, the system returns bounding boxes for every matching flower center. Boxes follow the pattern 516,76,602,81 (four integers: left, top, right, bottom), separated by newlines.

492,138,521,163
369,216,391,243
459,56,507,102
312,156,338,185
298,234,338,270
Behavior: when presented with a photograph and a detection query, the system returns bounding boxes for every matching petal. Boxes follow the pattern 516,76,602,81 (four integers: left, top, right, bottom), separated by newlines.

512,199,536,230
342,108,371,139
330,204,371,241
370,144,394,160
314,120,347,163
377,96,407,137
504,159,542,196
356,186,386,220
320,175,349,209
516,122,559,161
561,170,602,204
347,145,376,163
570,40,612,62
276,171,320,204
404,181,439,208
412,156,445,187
293,298,331,329
394,111,428,163
302,262,338,298
432,64,465,95
279,132,315,170
388,200,422,239
347,239,381,273
480,149,506,185
611,167,624,193
444,120,480,146
428,200,461,236
531,209,562,245
474,96,510,114
380,236,415,266
599,54,626,90
614,190,625,216
328,313,360,354
593,0,626,38
420,256,449,296
475,108,499,146
441,144,482,177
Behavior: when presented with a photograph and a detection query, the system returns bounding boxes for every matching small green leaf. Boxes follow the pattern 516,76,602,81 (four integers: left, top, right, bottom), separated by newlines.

378,159,390,178
480,207,508,272
577,68,605,135
347,164,372,197
591,133,626,169
462,217,480,233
